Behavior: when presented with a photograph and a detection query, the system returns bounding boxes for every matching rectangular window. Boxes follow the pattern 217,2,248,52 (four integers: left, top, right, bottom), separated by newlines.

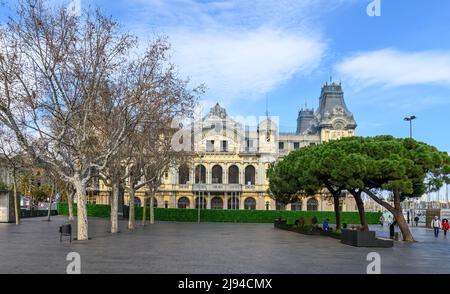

279,142,285,150
294,142,300,150
245,139,254,151
206,140,215,152
221,140,228,152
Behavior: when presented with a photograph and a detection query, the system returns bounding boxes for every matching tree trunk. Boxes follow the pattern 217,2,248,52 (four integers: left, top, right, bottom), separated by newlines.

47,181,55,222
12,169,20,225
74,180,88,241
150,190,155,225
142,198,147,226
333,194,341,230
352,191,368,231
393,190,414,242
67,191,75,221
364,189,415,242
128,188,136,230
110,182,119,234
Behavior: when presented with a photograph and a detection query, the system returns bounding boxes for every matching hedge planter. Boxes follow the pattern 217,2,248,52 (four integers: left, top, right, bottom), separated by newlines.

274,221,341,240
341,229,393,248
58,203,382,224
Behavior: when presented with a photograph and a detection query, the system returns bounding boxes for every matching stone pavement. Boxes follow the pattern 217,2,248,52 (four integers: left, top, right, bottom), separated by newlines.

0,216,448,274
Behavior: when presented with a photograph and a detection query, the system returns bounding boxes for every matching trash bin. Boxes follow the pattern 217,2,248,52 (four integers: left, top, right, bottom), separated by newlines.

59,224,72,242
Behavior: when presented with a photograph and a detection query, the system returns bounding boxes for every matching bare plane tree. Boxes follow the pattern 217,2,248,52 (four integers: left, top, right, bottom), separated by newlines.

0,127,26,225
0,0,139,240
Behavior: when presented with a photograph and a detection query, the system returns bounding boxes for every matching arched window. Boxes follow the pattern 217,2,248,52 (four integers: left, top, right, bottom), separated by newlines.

276,200,286,211
145,197,158,208
307,198,318,211
244,197,256,210
228,165,239,184
291,200,302,211
245,165,256,185
133,198,142,207
211,197,223,210
178,164,190,184
212,165,223,184
195,196,206,209
228,196,240,210
195,165,206,184
178,197,190,209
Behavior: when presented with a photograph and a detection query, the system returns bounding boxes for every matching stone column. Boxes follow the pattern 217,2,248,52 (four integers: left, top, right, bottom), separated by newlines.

270,199,276,211
158,193,164,208
303,198,308,211
224,165,228,184
207,192,211,209
224,192,228,210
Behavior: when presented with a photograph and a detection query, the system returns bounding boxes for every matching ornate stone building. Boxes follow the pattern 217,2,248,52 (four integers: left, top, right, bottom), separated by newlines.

94,82,359,211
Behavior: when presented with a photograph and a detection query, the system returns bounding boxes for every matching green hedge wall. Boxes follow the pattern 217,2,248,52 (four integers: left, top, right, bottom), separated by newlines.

57,203,381,224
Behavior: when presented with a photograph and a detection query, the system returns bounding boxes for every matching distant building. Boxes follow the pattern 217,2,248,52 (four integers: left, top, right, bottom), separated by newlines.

90,82,363,211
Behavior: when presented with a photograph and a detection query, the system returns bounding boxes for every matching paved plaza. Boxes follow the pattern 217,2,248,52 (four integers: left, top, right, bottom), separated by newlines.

0,216,449,274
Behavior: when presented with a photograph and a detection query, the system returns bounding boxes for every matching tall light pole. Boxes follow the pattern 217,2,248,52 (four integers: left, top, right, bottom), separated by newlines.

404,115,417,139
196,154,204,224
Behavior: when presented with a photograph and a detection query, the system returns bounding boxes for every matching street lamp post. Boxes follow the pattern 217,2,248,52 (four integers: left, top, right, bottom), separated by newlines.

197,154,204,224
404,115,417,139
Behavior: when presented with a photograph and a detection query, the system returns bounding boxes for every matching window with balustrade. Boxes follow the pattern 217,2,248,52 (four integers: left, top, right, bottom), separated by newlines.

212,165,223,184
245,165,255,185
228,165,239,184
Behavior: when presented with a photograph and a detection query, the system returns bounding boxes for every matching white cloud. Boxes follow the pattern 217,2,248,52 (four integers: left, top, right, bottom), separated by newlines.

169,27,326,102
122,0,344,104
335,49,450,89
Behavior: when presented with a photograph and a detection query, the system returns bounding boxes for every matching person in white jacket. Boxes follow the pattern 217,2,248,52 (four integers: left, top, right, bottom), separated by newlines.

431,216,442,238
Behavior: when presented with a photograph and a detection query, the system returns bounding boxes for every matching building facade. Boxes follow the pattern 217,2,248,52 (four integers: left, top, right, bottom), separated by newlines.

95,82,360,211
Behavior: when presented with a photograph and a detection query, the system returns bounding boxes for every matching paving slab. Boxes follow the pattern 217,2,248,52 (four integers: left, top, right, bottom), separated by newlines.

0,216,448,274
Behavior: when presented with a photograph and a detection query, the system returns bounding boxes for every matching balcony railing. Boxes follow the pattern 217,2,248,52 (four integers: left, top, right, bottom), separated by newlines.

192,183,242,192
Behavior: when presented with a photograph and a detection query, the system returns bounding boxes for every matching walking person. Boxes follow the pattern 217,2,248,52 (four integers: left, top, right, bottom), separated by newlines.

431,216,441,239
414,216,419,227
442,219,449,238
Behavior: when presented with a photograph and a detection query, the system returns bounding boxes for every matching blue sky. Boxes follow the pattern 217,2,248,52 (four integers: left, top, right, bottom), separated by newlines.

1,0,450,153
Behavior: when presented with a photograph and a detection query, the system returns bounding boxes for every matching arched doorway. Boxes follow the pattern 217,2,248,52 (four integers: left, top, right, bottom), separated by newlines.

307,198,318,211
212,165,223,184
228,196,240,210
211,197,223,210
178,164,190,184
145,197,158,208
195,165,206,184
276,200,286,211
178,197,190,209
134,198,142,207
245,165,255,185
244,197,256,210
195,196,206,209
228,165,239,184
291,200,302,211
